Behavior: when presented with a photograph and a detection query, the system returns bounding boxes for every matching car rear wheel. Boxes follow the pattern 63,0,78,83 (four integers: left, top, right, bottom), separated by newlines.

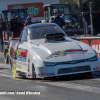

4,52,9,64
11,60,13,69
32,64,36,78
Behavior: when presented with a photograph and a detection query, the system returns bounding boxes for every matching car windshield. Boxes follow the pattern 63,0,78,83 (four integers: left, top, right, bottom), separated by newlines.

29,25,66,39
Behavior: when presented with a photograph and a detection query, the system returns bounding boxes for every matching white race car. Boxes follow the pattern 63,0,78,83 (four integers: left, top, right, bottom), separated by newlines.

4,23,100,78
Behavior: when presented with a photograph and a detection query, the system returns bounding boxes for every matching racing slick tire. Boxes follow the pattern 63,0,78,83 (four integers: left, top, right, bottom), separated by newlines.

11,60,13,69
4,52,10,64
32,64,36,78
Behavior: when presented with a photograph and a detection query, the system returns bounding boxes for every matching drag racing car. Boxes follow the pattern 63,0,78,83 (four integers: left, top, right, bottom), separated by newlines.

4,23,100,78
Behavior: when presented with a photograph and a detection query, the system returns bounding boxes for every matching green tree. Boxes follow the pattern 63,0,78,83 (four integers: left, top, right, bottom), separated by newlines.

83,0,100,11
60,0,79,5
93,0,100,11
83,0,100,25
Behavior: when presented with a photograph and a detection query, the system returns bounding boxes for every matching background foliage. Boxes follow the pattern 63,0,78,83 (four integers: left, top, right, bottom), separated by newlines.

60,0,100,11
83,0,100,11
59,0,79,5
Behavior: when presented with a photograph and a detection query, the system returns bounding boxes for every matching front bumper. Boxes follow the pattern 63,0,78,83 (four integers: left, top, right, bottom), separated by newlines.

35,60,99,78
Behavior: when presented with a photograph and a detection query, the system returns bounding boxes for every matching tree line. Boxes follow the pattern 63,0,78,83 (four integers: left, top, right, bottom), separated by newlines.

60,0,100,11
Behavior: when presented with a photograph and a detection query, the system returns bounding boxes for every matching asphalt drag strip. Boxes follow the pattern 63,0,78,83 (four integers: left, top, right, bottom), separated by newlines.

1,52,100,99
0,63,100,100
0,63,100,94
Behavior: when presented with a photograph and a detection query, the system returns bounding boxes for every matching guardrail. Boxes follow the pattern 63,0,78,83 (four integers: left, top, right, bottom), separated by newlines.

64,28,91,36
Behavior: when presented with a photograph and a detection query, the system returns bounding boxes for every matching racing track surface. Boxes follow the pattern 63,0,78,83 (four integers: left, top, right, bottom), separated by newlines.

0,52,100,100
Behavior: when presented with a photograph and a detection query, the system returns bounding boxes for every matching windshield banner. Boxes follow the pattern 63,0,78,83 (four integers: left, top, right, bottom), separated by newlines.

8,2,44,18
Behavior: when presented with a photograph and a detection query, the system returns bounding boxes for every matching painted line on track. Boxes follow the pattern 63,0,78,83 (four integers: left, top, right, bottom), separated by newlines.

41,81,100,94
0,73,13,78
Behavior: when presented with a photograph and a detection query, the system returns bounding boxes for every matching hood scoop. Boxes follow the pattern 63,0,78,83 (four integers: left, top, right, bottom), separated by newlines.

44,33,65,43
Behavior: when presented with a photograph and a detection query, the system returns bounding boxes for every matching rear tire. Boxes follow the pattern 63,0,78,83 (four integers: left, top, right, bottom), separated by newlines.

5,53,9,64
32,64,36,78
11,60,13,69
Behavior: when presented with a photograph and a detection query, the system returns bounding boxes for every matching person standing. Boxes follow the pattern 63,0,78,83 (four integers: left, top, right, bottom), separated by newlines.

16,15,24,35
11,15,24,38
24,16,33,26
49,9,66,28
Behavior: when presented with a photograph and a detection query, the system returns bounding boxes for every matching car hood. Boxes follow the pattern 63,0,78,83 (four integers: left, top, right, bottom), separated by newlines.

28,38,96,62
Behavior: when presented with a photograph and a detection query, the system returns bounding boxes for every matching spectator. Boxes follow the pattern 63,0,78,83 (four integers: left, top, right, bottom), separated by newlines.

2,17,8,31
16,15,24,34
24,16,33,26
12,15,24,38
3,17,8,22
49,9,66,28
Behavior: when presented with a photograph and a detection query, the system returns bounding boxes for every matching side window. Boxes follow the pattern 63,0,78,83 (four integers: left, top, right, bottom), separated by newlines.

21,28,27,42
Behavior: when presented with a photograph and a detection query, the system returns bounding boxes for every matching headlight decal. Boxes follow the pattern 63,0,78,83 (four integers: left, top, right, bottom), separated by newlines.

44,56,98,66
44,62,56,67
89,56,98,62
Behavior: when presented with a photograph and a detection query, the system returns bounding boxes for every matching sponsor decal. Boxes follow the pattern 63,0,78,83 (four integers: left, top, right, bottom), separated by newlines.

16,56,26,62
47,49,88,59
93,66,100,71
41,73,45,77
8,41,13,56
13,64,21,69
17,49,27,62
8,2,44,18
27,6,39,16
8,41,18,59
91,39,100,57
12,5,25,9
59,49,88,55
37,73,55,77
47,73,55,77
11,42,17,58
28,75,33,77
12,64,21,77
36,73,45,77
17,49,27,57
